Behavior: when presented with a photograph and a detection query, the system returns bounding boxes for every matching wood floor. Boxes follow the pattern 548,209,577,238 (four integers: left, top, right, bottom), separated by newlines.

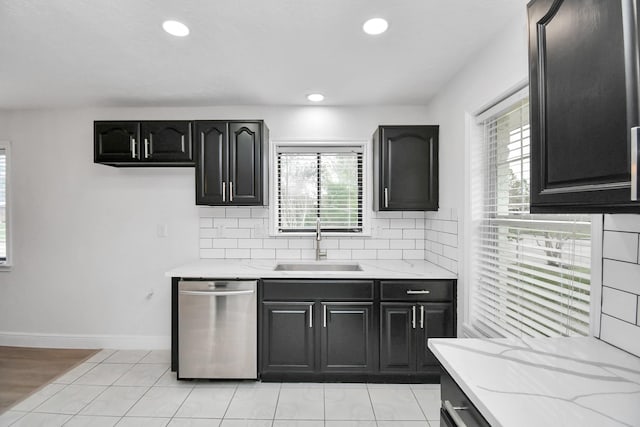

0,346,98,413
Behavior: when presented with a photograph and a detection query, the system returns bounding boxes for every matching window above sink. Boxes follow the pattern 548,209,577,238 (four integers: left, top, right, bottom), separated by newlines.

269,141,371,237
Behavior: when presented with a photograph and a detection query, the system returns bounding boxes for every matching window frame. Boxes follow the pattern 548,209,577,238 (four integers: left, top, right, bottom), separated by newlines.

0,141,12,269
465,86,592,339
269,140,371,237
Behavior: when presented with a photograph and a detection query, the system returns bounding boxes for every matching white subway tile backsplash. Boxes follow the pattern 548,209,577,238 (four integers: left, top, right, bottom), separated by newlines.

603,231,639,263
600,315,640,356
251,207,269,218
238,218,266,228
339,240,365,250
351,250,377,259
377,250,402,260
602,287,638,324
200,229,217,239
211,239,238,249
365,240,389,250
223,228,251,239
263,239,289,249
599,215,640,357
199,218,213,228
288,239,314,249
238,239,263,249
326,250,352,260
403,250,424,260
604,214,640,233
390,219,415,229
402,211,426,219
390,239,415,250
402,229,424,240
201,249,225,258
276,249,301,259
226,249,251,259
602,259,640,294
213,218,239,228
197,206,460,270
225,208,251,218
199,207,226,218
251,249,276,259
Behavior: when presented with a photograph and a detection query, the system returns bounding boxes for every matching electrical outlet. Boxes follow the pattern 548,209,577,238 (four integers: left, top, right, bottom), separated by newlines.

157,224,169,238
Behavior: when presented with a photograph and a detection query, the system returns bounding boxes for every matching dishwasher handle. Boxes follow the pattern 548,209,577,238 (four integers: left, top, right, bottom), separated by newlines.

179,289,255,297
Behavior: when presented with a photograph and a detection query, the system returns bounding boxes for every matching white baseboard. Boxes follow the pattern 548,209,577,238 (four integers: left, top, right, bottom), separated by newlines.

0,331,171,350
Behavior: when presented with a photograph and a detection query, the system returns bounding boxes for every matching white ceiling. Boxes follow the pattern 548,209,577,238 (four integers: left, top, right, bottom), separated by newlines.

0,0,527,109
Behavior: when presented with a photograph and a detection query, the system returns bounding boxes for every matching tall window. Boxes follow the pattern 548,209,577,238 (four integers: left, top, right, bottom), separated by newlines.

275,144,363,233
0,144,10,265
470,89,591,338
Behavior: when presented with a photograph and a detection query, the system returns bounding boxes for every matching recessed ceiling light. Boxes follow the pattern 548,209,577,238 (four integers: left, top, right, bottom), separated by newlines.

162,20,190,37
307,93,325,102
363,18,388,35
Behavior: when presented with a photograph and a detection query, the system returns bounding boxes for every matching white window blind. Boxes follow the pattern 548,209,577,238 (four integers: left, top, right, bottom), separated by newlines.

276,146,363,233
470,93,591,338
0,147,7,262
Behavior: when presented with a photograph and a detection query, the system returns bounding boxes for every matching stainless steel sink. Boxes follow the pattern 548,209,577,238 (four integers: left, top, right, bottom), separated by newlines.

274,263,362,272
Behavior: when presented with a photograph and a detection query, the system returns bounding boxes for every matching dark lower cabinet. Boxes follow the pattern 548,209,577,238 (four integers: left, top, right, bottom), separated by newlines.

528,0,640,212
320,303,375,373
262,302,315,373
440,369,490,427
94,121,193,166
380,303,453,373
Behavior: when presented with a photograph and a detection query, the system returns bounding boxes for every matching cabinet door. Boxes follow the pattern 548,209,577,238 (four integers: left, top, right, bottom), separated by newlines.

529,0,640,212
141,121,193,163
379,303,416,372
379,126,438,211
195,121,228,205
229,122,262,205
320,303,375,373
417,303,454,371
94,121,140,163
261,302,315,373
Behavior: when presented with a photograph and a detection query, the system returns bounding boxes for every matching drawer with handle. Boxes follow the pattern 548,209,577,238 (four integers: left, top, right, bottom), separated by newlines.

440,369,490,427
381,280,454,302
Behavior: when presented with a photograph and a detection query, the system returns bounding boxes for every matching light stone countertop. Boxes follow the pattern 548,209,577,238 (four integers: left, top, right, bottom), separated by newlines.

429,336,640,427
165,258,457,280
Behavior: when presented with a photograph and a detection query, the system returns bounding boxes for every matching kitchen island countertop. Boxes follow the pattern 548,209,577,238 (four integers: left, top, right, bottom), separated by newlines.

429,336,640,427
166,258,457,280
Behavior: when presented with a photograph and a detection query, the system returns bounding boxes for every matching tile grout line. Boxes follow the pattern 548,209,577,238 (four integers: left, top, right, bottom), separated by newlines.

409,386,431,427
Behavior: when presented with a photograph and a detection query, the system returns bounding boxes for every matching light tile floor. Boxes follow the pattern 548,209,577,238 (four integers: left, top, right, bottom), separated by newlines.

0,350,441,427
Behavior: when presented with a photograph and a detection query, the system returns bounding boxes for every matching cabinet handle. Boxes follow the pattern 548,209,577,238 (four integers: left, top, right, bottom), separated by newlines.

412,305,416,329
420,305,424,329
222,182,226,202
144,138,150,159
323,304,327,328
632,127,639,201
384,187,389,208
309,304,313,328
407,290,431,295
130,137,136,158
230,182,234,202
443,400,469,427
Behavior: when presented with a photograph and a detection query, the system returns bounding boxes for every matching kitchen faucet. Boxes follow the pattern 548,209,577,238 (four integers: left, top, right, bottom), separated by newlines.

315,218,327,261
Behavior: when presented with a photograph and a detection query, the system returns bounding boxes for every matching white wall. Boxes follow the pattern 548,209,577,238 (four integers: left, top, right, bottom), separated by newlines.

0,105,430,348
420,11,529,332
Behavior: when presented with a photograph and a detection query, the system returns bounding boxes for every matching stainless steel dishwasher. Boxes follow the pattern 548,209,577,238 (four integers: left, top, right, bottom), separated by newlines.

178,280,257,379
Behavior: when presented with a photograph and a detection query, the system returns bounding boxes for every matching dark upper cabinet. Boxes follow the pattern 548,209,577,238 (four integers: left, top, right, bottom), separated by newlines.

320,303,375,373
94,121,193,166
94,122,141,163
373,125,439,211
261,302,315,374
195,120,268,206
528,0,640,212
